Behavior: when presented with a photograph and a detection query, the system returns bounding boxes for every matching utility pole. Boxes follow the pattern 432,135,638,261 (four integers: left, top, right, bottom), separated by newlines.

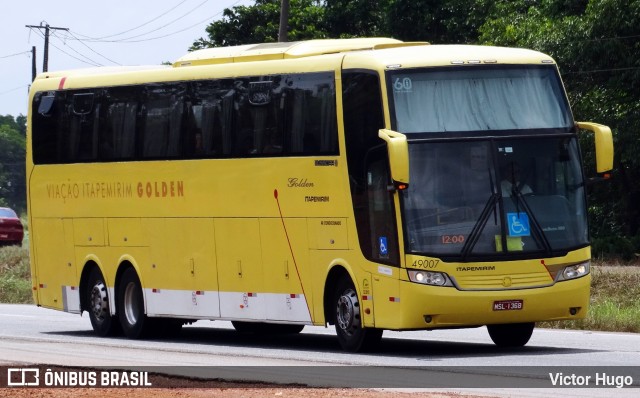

25,23,69,72
278,0,290,42
31,46,37,81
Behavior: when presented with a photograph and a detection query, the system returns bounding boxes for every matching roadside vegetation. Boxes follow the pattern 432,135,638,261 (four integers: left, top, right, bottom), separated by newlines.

539,262,640,333
0,244,31,304
2,242,639,333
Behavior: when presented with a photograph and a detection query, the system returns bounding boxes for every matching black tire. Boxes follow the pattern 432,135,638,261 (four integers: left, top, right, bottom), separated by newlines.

487,322,535,347
333,277,382,352
232,321,304,334
117,267,152,339
85,267,120,337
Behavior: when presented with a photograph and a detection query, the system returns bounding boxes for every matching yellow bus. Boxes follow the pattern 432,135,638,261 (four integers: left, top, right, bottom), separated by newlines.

27,38,613,352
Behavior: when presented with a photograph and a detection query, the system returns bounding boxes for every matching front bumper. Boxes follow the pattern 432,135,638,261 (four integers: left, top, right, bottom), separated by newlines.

382,274,590,329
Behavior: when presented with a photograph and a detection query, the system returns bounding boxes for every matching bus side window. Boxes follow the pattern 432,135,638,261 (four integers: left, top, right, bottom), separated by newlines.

234,78,280,156
32,91,66,164
68,92,99,161
141,83,185,159
189,80,227,157
100,86,139,161
286,73,337,156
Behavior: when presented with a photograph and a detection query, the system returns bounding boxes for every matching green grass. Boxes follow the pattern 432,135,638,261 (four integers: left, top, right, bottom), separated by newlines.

0,244,32,304
539,263,640,333
2,246,640,333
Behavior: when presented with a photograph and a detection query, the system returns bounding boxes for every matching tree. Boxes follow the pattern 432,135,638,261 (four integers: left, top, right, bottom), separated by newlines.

0,115,26,136
480,0,640,256
0,118,26,213
191,0,327,49
324,0,390,38
192,0,494,49
387,0,491,43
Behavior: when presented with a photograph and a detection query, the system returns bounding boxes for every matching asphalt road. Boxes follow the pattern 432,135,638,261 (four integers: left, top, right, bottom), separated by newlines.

1,304,639,393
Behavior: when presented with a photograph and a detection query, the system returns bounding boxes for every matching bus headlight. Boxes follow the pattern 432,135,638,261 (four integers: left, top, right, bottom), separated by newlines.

558,261,590,281
407,270,453,286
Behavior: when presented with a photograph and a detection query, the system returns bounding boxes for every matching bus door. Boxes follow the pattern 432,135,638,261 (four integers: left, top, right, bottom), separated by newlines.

364,146,401,328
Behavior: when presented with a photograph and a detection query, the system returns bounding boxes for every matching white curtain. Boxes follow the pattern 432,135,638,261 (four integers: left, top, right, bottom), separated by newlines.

392,68,571,133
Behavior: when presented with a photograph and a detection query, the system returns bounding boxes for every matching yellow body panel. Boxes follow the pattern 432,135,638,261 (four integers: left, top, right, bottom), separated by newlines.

31,218,76,310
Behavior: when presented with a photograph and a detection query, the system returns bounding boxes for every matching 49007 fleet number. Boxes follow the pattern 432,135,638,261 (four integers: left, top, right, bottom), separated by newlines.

411,258,440,269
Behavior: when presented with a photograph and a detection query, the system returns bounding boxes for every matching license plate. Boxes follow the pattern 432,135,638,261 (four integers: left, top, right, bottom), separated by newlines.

493,299,523,311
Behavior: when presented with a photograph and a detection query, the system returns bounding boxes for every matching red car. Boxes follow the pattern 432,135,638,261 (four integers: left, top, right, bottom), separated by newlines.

0,207,23,246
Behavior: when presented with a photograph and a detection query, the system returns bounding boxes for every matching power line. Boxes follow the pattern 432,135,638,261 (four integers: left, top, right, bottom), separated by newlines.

21,0,246,72
78,0,210,43
0,51,31,60
72,0,190,41
49,31,103,66
47,40,101,67
25,22,69,72
30,29,101,67
0,85,29,96
70,0,243,44
56,30,121,66
26,25,122,68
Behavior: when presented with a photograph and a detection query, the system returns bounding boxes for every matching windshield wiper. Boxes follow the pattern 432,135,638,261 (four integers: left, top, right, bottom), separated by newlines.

461,192,499,260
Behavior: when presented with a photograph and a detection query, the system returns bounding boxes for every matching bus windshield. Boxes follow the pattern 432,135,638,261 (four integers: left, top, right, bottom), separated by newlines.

389,66,573,133
401,136,588,259
389,65,587,259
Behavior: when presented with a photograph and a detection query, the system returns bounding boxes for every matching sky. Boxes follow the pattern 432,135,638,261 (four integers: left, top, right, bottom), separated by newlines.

0,0,252,117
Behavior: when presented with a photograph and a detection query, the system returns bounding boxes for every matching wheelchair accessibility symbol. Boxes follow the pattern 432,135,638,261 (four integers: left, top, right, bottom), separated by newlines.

507,212,530,237
379,236,389,257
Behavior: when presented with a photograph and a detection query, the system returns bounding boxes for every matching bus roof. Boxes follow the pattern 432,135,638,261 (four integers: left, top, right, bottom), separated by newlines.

341,44,556,70
173,38,555,70
30,39,556,92
172,38,427,67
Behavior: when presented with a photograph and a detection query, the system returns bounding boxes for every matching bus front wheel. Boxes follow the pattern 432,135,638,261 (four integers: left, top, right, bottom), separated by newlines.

86,267,120,336
333,277,382,352
117,268,151,339
487,322,535,347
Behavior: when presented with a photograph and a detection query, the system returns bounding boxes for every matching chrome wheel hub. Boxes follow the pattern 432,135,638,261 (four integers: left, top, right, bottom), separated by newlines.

336,288,360,336
90,281,109,321
123,282,139,326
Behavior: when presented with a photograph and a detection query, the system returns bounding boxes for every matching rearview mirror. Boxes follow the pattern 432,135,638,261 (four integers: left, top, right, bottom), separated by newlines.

378,129,409,187
577,122,614,173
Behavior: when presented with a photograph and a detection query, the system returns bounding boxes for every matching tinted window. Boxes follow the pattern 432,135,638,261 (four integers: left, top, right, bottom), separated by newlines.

31,72,338,164
67,92,100,161
141,83,186,159
99,86,139,160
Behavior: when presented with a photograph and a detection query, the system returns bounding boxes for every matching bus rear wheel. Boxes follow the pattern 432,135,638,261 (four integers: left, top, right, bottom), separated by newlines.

117,268,151,339
487,322,535,347
86,267,120,336
333,277,382,352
